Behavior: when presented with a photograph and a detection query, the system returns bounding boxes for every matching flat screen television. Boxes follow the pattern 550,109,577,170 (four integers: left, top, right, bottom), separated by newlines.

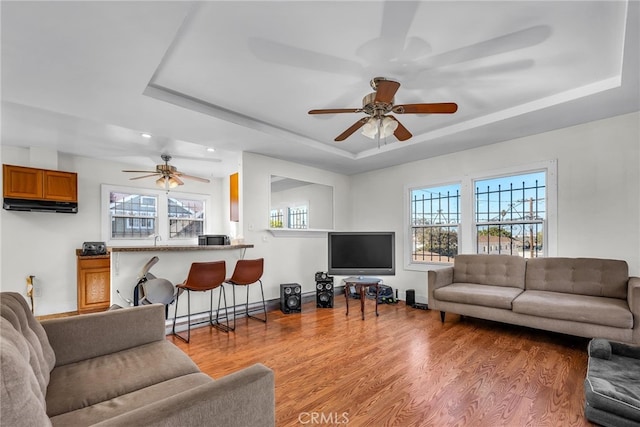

327,231,395,276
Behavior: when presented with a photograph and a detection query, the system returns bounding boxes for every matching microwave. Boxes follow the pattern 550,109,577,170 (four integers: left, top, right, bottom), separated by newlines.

198,234,230,246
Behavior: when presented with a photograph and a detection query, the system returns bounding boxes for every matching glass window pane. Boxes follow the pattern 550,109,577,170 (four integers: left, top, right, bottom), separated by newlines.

110,192,157,239
270,209,284,228
410,184,460,263
288,206,308,229
168,197,204,239
474,171,545,258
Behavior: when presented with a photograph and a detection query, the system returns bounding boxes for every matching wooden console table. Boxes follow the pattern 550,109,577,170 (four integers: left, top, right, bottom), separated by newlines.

343,277,381,320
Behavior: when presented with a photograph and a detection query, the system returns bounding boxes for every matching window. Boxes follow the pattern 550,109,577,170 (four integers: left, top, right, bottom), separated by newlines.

270,208,284,228
406,160,556,269
410,184,460,263
288,205,308,229
103,185,209,244
269,205,308,229
168,197,205,238
475,172,545,258
110,192,157,239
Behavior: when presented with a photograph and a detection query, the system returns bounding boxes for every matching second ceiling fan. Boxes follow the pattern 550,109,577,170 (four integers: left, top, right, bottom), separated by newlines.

122,154,210,189
308,77,457,142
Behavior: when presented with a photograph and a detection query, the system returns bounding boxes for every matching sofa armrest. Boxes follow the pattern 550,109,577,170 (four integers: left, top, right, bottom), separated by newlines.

41,304,166,366
427,266,454,308
629,277,640,314
629,276,640,344
91,363,276,427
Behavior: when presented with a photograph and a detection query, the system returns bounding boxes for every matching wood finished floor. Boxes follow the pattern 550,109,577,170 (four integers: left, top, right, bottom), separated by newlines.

168,297,594,427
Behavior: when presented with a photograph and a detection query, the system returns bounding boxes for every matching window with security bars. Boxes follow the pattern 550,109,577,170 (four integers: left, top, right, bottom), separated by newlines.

110,192,157,238
474,171,545,258
288,206,308,229
270,209,284,228
168,197,204,238
410,184,460,263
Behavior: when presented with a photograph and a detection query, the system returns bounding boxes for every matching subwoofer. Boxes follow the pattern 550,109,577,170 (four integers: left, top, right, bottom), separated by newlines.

280,283,301,314
406,289,415,306
316,280,334,308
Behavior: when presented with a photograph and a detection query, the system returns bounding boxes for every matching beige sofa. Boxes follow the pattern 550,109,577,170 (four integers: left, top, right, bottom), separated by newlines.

428,255,640,344
0,292,275,427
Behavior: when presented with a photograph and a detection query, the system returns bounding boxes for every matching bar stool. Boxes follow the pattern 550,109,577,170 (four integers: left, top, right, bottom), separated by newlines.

226,258,266,329
172,260,230,343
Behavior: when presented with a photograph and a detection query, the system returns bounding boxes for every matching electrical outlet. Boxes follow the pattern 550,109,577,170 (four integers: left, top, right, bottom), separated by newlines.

33,284,42,298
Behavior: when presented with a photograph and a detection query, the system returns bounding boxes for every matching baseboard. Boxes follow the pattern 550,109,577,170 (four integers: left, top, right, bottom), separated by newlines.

167,286,346,334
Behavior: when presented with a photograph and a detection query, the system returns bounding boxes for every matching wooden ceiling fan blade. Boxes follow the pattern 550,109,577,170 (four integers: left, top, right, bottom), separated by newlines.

122,170,158,173
393,103,458,114
171,175,185,186
309,108,361,114
374,80,400,103
129,173,161,180
390,117,412,141
335,118,368,142
176,173,210,183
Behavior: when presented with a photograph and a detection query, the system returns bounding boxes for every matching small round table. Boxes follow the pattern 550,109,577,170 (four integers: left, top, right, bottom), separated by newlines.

343,277,381,320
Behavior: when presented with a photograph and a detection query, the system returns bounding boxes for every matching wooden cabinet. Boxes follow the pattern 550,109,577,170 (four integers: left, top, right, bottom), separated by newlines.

230,172,239,222
3,164,77,202
77,253,111,314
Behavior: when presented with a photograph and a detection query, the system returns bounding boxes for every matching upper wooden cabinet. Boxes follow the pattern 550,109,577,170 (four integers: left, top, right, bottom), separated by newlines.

3,164,77,202
230,172,239,222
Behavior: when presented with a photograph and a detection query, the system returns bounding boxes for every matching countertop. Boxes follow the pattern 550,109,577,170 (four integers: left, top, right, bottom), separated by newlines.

109,244,254,252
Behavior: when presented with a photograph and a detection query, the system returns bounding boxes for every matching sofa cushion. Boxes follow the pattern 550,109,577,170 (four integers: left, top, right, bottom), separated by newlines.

512,290,633,329
49,373,213,427
453,254,526,288
525,258,628,299
434,283,524,309
0,318,53,427
585,341,640,423
46,340,201,417
0,292,56,395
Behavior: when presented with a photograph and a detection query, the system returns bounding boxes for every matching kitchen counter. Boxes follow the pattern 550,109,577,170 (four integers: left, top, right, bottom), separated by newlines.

109,244,254,316
109,244,253,252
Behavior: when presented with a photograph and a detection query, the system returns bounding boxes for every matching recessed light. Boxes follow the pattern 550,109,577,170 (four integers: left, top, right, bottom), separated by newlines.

206,147,216,152
141,133,152,139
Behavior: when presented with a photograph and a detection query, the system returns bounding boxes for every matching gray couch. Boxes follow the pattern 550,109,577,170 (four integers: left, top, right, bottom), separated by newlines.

0,292,275,427
428,255,640,344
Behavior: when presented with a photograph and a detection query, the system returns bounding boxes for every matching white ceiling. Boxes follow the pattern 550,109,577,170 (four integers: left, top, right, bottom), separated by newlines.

1,1,638,179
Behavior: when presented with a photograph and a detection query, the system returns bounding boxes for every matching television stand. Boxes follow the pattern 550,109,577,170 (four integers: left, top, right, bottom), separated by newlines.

343,277,381,320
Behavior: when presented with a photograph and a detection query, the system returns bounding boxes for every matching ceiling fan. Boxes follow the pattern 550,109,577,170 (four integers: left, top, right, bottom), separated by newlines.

308,77,457,142
122,154,210,189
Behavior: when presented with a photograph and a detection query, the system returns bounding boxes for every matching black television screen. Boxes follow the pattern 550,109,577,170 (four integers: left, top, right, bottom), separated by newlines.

328,232,395,276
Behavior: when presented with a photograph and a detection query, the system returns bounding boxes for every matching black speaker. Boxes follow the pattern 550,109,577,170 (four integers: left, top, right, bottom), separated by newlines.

406,289,415,306
280,283,302,314
316,280,334,308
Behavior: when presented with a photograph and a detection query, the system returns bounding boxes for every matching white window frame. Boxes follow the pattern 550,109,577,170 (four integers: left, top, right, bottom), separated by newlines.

101,184,210,247
405,160,557,272
407,181,462,265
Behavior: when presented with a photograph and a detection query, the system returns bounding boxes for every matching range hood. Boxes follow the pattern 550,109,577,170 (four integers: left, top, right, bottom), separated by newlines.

3,198,78,214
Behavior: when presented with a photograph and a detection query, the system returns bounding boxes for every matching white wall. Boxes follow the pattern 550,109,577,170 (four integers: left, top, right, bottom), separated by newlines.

0,147,226,315
2,112,638,314
239,152,351,301
349,112,640,303
270,182,333,229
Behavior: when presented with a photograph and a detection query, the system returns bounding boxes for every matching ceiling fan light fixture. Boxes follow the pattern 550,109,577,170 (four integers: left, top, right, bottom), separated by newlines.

362,117,379,139
381,116,398,137
156,176,180,189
